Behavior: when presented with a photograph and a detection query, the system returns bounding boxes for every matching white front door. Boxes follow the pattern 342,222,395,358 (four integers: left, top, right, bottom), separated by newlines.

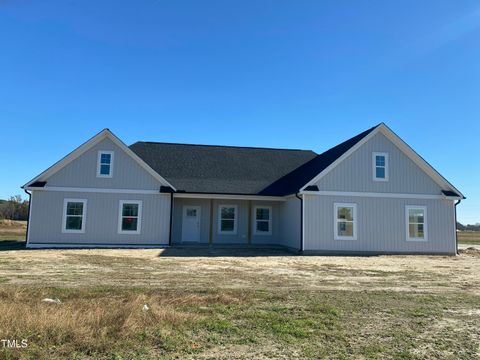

182,206,201,242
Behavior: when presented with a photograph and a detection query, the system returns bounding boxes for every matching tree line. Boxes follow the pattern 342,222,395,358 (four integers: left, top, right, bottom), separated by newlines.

457,222,480,232
0,195,29,221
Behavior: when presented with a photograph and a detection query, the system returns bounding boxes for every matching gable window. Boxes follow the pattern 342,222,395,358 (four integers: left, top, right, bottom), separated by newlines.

334,203,357,240
118,200,142,234
218,205,237,234
373,152,388,181
254,206,272,235
62,199,87,233
406,206,427,241
97,151,114,178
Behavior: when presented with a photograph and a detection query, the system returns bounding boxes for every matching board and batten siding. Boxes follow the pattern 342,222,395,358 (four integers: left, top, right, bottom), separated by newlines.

278,196,301,250
171,198,282,245
45,137,162,190
314,132,444,194
28,190,171,245
303,194,456,254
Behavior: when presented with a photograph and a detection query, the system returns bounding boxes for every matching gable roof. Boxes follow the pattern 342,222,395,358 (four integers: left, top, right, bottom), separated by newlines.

259,125,378,195
299,123,464,199
23,124,464,199
22,129,175,190
128,142,317,195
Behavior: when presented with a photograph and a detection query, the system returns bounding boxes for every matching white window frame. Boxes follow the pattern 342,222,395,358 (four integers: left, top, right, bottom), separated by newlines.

405,205,427,242
97,150,114,178
334,203,357,240
62,198,87,234
218,204,237,235
118,200,142,235
372,152,389,182
253,206,272,235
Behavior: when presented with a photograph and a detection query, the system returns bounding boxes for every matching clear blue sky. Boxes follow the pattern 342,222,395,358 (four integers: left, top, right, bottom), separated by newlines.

0,1,478,224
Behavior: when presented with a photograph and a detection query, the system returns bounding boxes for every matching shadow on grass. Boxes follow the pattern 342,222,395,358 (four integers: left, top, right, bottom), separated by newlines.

158,245,299,257
0,240,27,251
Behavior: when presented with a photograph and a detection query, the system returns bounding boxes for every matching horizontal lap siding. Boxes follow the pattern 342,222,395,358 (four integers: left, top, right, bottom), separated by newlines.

29,191,170,245
304,195,455,254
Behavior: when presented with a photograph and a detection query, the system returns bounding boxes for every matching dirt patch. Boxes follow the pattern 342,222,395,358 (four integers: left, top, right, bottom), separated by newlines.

459,247,480,257
0,248,479,295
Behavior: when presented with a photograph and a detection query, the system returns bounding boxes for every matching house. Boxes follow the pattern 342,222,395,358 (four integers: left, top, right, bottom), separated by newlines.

22,123,464,255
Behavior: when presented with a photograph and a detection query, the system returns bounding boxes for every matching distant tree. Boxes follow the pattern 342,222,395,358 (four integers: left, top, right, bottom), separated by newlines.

0,195,29,221
457,221,480,231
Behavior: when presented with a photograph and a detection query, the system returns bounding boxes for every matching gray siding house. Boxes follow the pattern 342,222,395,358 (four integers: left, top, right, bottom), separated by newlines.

23,123,464,254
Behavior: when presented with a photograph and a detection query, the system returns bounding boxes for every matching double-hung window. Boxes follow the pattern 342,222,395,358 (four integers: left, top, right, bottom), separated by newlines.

218,205,237,234
97,151,114,178
62,199,87,233
373,152,388,181
118,200,142,234
254,206,272,235
334,203,357,240
406,206,427,241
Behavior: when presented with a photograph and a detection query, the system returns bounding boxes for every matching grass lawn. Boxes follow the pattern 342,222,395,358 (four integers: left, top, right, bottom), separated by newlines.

0,247,478,359
458,231,480,246
0,220,479,359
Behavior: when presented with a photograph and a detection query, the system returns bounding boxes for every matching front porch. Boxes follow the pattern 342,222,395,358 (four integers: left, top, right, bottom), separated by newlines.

170,194,301,250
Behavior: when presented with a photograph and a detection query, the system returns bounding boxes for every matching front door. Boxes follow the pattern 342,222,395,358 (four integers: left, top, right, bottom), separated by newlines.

182,206,201,242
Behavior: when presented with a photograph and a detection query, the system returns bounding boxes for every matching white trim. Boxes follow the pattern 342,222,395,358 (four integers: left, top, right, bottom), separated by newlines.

405,205,428,242
22,129,176,190
62,198,87,234
27,243,168,249
300,128,379,191
181,205,201,242
173,193,286,201
27,186,162,195
299,190,452,200
118,200,143,235
334,203,357,241
218,204,238,235
372,152,389,182
300,124,464,198
96,150,114,178
26,191,33,245
253,206,272,236
301,194,305,250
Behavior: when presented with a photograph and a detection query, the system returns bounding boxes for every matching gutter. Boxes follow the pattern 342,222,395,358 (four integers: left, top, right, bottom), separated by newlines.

295,193,303,252
23,189,32,246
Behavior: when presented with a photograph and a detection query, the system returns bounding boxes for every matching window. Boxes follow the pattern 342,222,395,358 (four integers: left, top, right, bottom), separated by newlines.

254,206,272,235
334,203,357,240
218,205,237,234
118,200,142,234
62,199,87,233
373,152,388,181
97,151,114,178
406,206,427,241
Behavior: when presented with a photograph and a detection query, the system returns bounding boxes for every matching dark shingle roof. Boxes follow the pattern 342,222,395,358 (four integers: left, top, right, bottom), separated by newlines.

129,125,379,196
129,143,317,194
259,125,378,195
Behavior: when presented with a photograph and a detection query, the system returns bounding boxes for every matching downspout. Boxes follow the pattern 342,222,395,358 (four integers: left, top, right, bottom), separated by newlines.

295,193,303,252
168,192,174,246
455,199,461,255
24,189,31,245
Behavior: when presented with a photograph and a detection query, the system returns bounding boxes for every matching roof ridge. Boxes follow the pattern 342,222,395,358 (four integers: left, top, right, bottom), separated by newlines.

130,141,316,153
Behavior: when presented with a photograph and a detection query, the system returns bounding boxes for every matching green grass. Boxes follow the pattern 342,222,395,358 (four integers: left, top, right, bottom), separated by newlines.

0,287,478,359
458,231,480,245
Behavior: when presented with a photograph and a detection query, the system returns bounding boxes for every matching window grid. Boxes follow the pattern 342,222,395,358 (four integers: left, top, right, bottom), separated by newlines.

254,206,272,235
